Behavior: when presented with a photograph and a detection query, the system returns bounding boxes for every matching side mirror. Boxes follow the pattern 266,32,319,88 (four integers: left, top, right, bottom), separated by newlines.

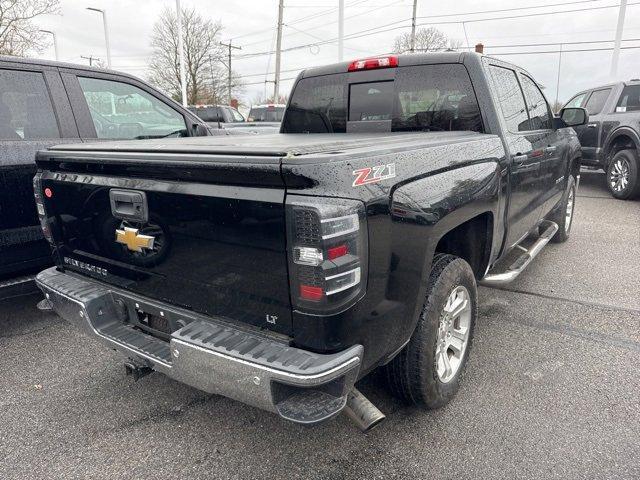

557,107,589,128
192,123,211,136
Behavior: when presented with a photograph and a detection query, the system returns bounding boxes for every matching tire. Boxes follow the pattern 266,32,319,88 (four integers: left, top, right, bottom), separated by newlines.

606,149,640,200
384,253,477,409
548,174,576,244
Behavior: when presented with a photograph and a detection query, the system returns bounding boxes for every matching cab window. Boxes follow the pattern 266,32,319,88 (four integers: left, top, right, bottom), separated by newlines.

584,88,611,115
78,77,187,139
0,69,59,140
564,92,587,109
488,65,529,132
519,74,552,130
615,85,640,112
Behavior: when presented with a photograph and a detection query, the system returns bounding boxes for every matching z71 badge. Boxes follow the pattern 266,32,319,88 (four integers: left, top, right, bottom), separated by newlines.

352,163,396,187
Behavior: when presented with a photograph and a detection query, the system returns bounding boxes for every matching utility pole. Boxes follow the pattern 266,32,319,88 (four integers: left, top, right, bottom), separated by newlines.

274,0,284,101
338,0,344,61
410,0,418,53
219,41,242,104
176,0,188,107
610,0,628,79
86,8,111,68
555,43,563,109
39,30,59,61
81,55,96,66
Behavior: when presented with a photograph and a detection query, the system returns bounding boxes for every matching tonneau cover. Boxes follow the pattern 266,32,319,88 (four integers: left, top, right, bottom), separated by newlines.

47,131,487,159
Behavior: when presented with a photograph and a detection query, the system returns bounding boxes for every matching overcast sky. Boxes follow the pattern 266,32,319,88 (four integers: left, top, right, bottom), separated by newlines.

35,0,640,107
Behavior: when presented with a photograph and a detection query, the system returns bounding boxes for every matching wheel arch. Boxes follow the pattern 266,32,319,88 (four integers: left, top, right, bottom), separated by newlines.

604,128,639,167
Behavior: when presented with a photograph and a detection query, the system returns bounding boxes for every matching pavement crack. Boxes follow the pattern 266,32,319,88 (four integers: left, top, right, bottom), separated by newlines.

482,285,640,315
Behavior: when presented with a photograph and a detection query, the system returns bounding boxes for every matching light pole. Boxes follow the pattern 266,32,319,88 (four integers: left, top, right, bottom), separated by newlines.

39,30,58,61
610,0,628,78
86,7,111,68
175,0,188,107
555,43,563,109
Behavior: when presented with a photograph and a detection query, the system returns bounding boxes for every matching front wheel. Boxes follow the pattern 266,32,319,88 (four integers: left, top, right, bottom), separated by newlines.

607,149,640,200
549,174,576,243
384,253,477,409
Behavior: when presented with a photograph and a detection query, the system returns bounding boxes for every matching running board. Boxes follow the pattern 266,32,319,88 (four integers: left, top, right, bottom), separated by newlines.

481,221,559,287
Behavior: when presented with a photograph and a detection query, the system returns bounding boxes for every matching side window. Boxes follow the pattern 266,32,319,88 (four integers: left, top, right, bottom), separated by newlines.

488,65,529,132
0,69,60,140
564,92,587,109
519,74,552,130
615,85,640,112
77,76,187,139
584,88,611,115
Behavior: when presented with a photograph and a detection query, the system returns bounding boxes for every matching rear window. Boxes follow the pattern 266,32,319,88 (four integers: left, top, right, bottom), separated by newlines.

249,106,284,122
190,106,220,122
282,64,483,134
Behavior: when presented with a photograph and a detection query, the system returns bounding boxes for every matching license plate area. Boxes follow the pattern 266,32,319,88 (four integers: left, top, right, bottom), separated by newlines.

111,293,191,342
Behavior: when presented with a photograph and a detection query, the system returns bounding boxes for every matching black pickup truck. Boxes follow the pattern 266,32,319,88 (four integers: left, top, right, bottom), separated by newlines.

34,52,587,430
564,79,640,199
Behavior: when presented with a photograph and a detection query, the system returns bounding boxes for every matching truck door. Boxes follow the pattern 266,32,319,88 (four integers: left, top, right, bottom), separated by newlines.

518,72,565,214
0,64,79,277
487,64,546,250
573,88,612,163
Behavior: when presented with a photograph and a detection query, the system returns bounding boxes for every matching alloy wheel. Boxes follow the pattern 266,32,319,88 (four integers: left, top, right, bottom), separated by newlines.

610,158,630,193
565,185,575,233
436,285,472,383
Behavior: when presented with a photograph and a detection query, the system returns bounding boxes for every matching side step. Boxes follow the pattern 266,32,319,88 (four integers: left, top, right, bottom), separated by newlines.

481,221,558,287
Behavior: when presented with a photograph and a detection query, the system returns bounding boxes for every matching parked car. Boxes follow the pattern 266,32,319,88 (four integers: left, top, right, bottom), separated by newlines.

189,104,280,134
34,52,587,430
564,79,640,199
0,56,210,292
247,103,285,124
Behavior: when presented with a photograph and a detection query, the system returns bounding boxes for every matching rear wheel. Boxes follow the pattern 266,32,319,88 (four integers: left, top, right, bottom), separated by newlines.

384,253,477,408
607,149,640,199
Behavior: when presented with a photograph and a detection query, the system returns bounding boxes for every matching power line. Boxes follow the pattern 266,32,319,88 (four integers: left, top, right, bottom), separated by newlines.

235,0,640,60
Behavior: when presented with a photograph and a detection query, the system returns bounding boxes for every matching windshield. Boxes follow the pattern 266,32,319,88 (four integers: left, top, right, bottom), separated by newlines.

249,106,285,122
282,64,483,134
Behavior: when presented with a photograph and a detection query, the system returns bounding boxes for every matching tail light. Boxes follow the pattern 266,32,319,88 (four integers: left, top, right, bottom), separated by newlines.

33,173,54,244
286,195,368,314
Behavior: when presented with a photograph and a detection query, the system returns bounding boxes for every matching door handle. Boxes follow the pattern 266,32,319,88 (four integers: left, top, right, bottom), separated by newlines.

546,146,557,153
587,123,598,128
513,154,528,164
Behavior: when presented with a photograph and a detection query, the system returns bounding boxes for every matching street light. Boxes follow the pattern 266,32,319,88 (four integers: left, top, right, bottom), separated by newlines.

86,7,111,68
39,30,58,61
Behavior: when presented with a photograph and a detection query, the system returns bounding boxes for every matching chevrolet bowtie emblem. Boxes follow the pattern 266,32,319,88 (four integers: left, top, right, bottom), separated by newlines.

115,227,155,252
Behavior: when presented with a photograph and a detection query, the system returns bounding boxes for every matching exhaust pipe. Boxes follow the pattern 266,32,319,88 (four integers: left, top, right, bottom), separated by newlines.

343,387,386,432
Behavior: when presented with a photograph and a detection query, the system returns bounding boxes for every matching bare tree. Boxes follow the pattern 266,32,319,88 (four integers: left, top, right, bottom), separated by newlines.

251,93,288,106
392,27,458,54
148,7,243,105
0,0,59,56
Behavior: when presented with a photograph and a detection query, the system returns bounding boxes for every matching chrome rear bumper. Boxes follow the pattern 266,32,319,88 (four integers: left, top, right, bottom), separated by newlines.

37,267,362,425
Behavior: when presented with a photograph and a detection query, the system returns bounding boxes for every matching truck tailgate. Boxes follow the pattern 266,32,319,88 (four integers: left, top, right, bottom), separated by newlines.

36,153,292,335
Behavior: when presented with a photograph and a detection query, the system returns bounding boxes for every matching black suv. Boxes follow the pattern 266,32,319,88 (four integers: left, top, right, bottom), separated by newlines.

564,80,640,199
0,56,210,289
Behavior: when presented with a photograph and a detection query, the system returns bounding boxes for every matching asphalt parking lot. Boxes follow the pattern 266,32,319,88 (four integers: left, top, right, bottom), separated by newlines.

1,170,638,480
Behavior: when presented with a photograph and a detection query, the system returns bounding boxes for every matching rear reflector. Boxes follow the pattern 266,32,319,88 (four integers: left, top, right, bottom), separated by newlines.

348,56,398,72
327,244,348,260
44,187,53,198
300,285,324,301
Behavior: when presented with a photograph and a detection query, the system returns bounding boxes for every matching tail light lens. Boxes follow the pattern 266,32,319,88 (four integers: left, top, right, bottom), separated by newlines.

33,173,54,244
286,195,368,314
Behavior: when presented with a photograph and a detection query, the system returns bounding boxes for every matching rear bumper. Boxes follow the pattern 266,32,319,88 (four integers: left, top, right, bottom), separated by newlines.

36,267,362,425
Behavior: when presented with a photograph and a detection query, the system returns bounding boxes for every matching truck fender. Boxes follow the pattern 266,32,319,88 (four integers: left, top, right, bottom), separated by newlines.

385,161,500,350
603,127,640,164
